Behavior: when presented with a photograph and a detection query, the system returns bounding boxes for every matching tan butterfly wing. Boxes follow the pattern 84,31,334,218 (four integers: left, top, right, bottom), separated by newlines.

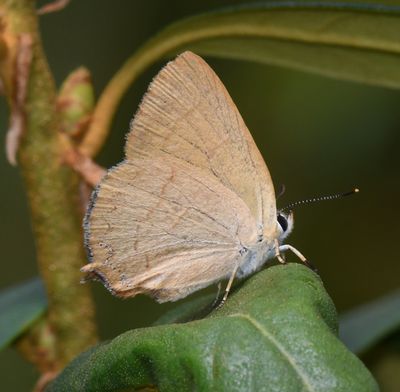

83,51,278,302
126,51,277,235
84,155,257,302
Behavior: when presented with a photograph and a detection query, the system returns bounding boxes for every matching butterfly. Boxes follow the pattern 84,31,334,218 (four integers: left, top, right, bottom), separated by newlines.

81,51,310,304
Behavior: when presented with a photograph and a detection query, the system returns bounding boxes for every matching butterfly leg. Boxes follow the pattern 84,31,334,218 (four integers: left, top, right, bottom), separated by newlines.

279,244,318,272
211,282,222,308
274,239,286,264
215,264,239,310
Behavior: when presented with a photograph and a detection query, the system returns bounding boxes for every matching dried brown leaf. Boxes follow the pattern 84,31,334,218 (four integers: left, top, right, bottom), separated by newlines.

5,33,32,166
37,0,70,16
63,146,106,187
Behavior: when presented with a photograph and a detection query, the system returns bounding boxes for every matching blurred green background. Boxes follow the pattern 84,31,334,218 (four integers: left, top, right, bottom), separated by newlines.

1,0,399,390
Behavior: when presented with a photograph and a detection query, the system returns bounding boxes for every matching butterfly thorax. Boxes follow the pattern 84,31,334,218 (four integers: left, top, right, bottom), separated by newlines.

237,238,277,279
237,211,295,279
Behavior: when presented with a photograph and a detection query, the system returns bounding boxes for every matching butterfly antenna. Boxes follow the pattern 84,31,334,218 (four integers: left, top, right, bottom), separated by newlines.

280,188,359,213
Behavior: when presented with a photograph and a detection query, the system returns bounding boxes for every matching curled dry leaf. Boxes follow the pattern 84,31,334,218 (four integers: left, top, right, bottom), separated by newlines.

0,11,16,95
79,182,94,216
33,371,59,392
5,33,33,166
63,145,106,187
37,0,70,16
0,35,5,95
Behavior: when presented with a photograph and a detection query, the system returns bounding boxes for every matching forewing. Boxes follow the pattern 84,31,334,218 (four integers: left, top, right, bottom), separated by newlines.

83,156,257,302
126,51,277,235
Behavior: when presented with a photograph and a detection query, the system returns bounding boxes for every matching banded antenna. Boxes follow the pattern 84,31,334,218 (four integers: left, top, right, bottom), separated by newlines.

280,188,359,213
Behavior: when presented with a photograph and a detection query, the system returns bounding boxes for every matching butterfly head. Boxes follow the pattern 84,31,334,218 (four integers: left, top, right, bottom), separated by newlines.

276,210,294,243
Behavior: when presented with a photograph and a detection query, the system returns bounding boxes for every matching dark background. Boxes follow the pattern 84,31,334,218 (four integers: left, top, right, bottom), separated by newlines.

1,1,399,390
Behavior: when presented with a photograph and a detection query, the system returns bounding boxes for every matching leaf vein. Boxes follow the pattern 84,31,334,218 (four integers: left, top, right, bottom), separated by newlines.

229,313,315,392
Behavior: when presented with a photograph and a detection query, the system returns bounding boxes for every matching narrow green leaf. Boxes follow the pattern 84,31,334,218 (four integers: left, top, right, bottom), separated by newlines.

48,264,378,392
85,1,400,158
340,289,400,354
0,277,47,349
161,1,400,88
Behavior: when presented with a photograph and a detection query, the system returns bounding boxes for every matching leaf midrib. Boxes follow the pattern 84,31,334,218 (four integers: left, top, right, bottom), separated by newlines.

229,312,315,392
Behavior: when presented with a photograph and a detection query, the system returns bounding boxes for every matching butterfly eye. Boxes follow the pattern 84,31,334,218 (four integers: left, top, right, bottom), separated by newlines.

277,213,288,232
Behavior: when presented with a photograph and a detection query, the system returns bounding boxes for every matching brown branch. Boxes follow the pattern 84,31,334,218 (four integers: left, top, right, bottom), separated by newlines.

0,0,98,374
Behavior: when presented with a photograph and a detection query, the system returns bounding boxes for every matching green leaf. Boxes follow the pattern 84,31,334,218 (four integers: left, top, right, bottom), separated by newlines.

152,293,215,326
121,1,400,88
0,277,47,349
86,1,400,158
340,289,400,354
47,264,378,392
160,1,400,88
